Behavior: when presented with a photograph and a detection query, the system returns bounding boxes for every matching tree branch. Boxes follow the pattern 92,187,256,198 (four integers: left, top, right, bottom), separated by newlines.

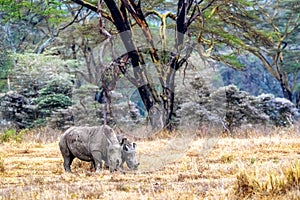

71,0,113,22
120,0,165,86
57,6,84,33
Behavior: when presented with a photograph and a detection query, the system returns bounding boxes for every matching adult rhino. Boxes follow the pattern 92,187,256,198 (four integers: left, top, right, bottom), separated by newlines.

59,125,124,173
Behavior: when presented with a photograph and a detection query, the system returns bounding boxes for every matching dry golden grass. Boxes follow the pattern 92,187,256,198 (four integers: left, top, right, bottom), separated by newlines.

1,125,300,199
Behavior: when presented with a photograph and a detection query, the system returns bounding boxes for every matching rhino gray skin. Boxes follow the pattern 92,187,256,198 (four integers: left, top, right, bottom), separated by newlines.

117,135,139,170
99,136,139,171
59,125,123,173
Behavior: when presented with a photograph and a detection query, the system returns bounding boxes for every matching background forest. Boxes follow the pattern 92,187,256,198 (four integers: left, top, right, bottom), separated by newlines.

1,1,300,199
0,0,299,133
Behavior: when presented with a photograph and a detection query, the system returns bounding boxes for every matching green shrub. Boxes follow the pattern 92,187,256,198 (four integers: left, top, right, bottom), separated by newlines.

38,77,73,96
0,129,23,143
34,94,72,110
0,53,74,129
31,118,47,128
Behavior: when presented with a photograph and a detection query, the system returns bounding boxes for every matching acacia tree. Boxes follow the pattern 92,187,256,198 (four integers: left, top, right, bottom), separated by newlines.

69,0,216,129
0,0,68,53
0,0,108,91
198,0,300,107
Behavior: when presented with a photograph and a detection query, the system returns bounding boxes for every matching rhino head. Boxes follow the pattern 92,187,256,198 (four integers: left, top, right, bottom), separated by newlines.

122,141,139,170
107,143,122,172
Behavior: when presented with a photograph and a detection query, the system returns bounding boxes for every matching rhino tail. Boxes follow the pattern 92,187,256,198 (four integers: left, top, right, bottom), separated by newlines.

59,132,70,156
59,127,76,155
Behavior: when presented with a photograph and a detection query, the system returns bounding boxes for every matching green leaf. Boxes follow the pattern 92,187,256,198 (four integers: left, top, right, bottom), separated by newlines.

219,54,244,69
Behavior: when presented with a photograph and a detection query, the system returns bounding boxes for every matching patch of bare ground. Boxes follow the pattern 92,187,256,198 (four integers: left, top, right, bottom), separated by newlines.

1,126,300,199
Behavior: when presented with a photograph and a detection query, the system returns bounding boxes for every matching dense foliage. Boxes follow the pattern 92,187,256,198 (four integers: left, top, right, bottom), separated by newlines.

0,41,12,92
0,0,299,130
176,76,299,132
0,54,73,129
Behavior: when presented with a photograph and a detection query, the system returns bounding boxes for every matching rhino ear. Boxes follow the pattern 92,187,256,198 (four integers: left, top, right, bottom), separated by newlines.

123,144,130,151
133,143,137,149
120,138,127,145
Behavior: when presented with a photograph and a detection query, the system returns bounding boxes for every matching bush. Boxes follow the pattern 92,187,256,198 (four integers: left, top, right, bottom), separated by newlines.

176,76,299,131
0,42,12,92
0,91,35,129
34,94,72,113
0,54,74,129
38,76,73,96
0,129,23,142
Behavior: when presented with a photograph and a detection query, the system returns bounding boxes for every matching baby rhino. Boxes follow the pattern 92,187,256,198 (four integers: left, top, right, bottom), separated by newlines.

93,135,140,171
59,125,124,173
117,135,139,170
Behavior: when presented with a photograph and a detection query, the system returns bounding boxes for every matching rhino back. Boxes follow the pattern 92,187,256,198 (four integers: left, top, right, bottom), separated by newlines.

101,125,119,144
65,127,96,161
62,126,119,164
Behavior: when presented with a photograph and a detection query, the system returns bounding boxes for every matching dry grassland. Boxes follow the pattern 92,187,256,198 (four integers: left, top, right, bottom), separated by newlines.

1,126,300,199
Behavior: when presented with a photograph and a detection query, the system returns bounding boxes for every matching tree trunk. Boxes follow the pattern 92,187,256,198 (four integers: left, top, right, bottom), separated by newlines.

104,0,164,128
281,84,293,102
296,91,300,109
73,0,196,130
162,87,175,129
7,75,11,91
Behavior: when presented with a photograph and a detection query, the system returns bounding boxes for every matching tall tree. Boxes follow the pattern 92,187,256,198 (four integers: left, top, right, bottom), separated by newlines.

71,0,217,129
198,0,300,107
0,0,80,53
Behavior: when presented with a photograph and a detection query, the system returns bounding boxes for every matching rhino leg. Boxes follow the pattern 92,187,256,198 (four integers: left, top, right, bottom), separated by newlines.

90,161,95,170
63,154,75,173
91,160,109,170
59,137,75,173
91,151,103,173
103,162,109,170
120,160,125,169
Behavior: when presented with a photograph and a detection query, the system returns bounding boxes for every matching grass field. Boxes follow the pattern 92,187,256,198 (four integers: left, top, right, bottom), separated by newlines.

1,126,300,199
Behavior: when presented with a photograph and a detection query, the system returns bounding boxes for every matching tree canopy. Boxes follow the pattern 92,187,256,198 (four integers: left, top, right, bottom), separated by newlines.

0,0,299,130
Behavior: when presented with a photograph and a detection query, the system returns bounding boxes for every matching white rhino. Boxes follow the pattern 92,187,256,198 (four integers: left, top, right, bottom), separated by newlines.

116,135,139,170
91,135,140,171
59,125,124,173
